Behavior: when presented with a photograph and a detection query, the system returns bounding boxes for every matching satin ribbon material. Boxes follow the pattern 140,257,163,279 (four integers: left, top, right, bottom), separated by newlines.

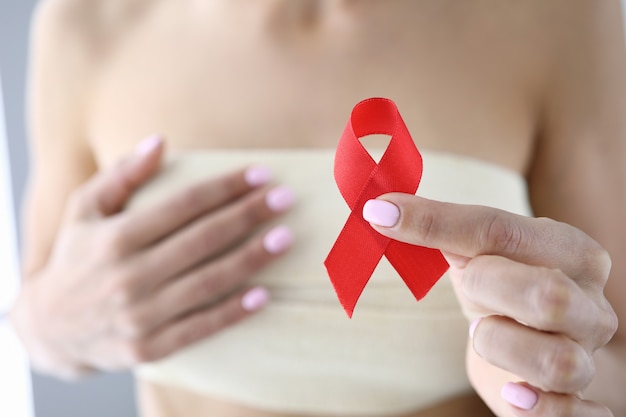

324,98,449,318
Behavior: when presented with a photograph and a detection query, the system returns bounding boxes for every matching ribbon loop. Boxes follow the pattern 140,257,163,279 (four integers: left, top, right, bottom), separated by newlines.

325,98,449,318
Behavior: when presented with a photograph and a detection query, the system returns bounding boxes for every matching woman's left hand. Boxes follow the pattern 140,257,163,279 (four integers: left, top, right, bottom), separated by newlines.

362,193,618,417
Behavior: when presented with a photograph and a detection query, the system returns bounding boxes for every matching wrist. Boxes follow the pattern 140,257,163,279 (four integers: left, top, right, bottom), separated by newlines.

9,288,93,380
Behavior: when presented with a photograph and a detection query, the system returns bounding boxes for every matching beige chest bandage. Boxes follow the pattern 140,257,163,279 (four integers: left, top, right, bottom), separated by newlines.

132,150,532,416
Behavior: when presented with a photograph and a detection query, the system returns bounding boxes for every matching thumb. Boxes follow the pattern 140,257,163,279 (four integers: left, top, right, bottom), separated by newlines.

70,135,164,219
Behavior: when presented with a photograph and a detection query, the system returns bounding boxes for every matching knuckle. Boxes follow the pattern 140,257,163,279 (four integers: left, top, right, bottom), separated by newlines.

583,241,612,283
123,340,154,364
598,304,619,346
408,208,438,243
239,196,266,228
533,274,573,328
608,309,619,340
191,241,269,302
481,212,524,255
177,186,209,215
541,340,593,393
181,225,223,260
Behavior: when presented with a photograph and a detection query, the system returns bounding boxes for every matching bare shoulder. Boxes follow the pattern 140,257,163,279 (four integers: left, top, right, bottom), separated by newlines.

538,0,625,139
536,0,623,55
28,0,159,141
527,0,626,195
28,0,160,139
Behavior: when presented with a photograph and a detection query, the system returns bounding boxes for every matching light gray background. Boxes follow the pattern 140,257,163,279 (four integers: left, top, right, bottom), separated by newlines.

2,2,626,417
0,2,137,417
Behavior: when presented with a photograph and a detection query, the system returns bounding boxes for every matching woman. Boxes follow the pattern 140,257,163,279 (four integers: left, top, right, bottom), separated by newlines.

11,1,626,416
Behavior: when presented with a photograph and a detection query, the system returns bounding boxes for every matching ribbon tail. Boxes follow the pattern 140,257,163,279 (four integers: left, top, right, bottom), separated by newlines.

324,213,388,318
385,240,450,301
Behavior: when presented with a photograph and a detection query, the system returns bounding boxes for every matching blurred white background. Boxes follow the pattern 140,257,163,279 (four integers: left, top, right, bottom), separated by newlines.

0,68,33,417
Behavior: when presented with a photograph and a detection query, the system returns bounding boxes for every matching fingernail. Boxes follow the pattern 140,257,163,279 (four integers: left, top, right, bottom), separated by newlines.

266,186,295,212
135,135,162,156
469,317,482,339
245,165,272,187
263,225,294,254
501,382,538,410
242,287,270,312
363,199,400,227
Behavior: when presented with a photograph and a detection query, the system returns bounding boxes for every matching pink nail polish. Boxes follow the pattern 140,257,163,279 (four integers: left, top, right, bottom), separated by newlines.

263,225,293,254
242,287,270,312
469,317,482,339
135,135,162,156
501,382,538,410
245,165,272,187
266,186,295,212
362,199,400,227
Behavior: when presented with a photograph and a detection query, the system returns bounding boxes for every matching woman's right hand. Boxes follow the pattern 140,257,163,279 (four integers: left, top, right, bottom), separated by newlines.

10,138,295,378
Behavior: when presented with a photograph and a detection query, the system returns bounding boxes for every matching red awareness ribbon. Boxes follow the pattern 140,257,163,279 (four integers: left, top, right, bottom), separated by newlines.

324,98,449,318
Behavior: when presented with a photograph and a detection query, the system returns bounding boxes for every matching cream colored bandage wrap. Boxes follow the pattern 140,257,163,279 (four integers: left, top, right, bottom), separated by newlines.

132,149,532,416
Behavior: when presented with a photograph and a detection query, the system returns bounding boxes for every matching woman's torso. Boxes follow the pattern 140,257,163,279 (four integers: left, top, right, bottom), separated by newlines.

129,150,531,417
80,1,558,415
87,0,552,171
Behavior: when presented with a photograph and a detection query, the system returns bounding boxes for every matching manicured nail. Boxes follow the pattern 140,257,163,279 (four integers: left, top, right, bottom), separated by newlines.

363,199,400,227
135,135,162,156
245,165,272,187
501,382,538,410
469,317,482,339
263,225,294,254
242,287,270,312
266,186,295,212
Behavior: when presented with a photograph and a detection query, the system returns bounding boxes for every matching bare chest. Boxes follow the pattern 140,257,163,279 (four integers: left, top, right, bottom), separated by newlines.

88,0,549,174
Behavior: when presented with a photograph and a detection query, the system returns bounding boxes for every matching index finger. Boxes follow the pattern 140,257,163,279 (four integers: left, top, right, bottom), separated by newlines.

363,193,611,287
68,136,164,220
114,165,272,250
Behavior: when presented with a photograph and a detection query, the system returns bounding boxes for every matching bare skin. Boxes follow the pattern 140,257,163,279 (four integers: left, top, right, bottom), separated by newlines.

10,0,626,416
